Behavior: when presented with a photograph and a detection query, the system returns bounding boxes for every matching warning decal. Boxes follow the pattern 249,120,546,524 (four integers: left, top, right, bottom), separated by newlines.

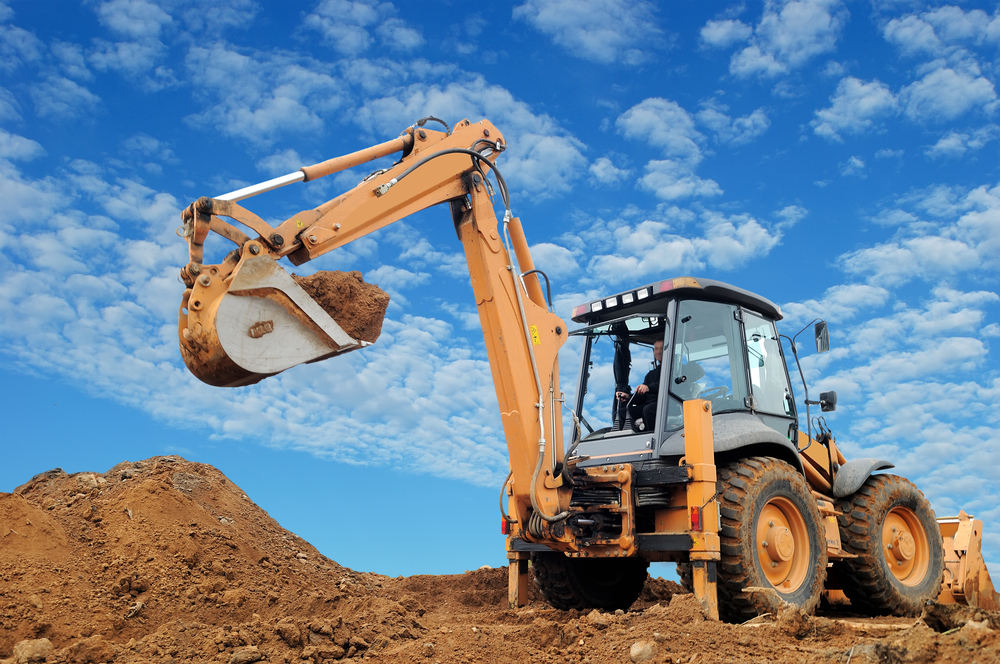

529,325,541,346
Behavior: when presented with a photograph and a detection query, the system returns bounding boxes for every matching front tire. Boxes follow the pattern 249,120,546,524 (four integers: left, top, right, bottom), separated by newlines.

835,474,943,616
531,552,648,611
716,457,827,622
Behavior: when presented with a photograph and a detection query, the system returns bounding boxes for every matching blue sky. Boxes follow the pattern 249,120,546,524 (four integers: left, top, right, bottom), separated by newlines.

1,0,998,577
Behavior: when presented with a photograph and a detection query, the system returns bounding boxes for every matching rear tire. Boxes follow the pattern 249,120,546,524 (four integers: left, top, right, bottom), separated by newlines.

835,474,943,617
716,457,827,622
531,552,648,611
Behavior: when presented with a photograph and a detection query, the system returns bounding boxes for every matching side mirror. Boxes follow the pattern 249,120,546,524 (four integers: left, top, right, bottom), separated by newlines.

819,390,837,412
815,321,830,354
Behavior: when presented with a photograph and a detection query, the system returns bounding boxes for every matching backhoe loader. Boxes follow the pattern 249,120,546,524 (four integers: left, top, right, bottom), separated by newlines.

176,117,998,621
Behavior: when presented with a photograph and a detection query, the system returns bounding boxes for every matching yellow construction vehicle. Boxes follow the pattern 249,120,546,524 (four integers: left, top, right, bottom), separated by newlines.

176,118,998,621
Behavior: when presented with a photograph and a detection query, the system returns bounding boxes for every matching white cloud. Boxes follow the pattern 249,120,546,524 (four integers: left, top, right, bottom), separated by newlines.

875,148,904,159
529,242,579,279
89,39,169,81
730,44,787,78
0,130,45,161
588,156,630,185
696,101,770,146
95,0,172,39
256,149,304,176
843,236,977,286
303,0,424,56
512,0,661,65
0,86,20,122
365,264,430,305
29,76,100,119
638,160,722,201
122,133,177,163
0,24,43,74
615,98,733,201
782,283,890,325
387,225,467,279
616,98,704,165
823,60,846,77
700,19,752,49
925,125,1000,160
178,0,259,34
727,0,849,78
375,17,424,51
840,181,1000,285
882,14,944,58
184,43,344,145
811,77,898,141
839,155,865,177
900,65,997,123
883,7,1000,59
869,208,916,226
775,204,808,227
51,41,92,81
559,209,784,286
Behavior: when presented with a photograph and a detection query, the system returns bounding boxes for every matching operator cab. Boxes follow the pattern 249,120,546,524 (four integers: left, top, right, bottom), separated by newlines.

569,277,798,467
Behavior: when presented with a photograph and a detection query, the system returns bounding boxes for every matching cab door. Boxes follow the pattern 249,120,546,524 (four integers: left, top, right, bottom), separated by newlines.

741,310,797,439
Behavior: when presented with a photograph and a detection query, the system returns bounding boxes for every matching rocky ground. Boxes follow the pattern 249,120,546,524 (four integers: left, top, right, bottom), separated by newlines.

2,456,997,663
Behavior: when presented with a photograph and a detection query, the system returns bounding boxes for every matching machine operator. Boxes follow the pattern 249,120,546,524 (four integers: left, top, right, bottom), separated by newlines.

615,339,663,432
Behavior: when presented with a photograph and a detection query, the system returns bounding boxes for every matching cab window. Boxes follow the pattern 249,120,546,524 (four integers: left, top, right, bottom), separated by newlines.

665,299,748,430
743,311,794,417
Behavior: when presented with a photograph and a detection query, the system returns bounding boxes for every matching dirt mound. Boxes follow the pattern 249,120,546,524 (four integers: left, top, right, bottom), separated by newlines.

2,456,998,664
291,271,389,343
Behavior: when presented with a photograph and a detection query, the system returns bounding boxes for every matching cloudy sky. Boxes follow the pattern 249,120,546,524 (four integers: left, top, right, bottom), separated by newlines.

1,0,998,577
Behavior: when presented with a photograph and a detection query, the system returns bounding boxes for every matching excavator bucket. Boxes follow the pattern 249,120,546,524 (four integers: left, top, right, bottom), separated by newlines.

179,249,369,388
937,511,1000,610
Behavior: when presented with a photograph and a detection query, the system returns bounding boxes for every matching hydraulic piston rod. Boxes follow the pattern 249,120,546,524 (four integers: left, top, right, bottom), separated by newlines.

215,132,415,202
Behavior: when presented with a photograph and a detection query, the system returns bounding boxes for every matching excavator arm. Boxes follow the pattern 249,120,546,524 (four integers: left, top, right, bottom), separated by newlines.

177,118,571,539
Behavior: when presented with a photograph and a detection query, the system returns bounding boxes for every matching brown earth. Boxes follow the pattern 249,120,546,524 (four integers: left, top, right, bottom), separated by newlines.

291,271,389,343
2,456,997,664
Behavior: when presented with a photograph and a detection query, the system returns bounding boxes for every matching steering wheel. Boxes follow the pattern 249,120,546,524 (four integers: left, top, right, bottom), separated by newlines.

698,385,729,400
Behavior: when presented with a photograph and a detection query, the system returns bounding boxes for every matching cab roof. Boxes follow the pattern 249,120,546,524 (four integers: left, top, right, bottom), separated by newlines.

570,276,783,325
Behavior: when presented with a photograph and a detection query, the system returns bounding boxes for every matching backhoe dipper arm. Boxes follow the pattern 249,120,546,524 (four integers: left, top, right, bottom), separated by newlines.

177,119,571,536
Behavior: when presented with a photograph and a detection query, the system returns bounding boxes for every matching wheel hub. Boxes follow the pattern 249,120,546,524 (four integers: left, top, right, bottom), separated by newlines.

882,507,930,585
756,498,810,592
766,526,794,562
891,532,915,562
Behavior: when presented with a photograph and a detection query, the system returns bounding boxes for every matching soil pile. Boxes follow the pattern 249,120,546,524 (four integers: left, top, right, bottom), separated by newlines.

2,457,998,664
291,271,389,343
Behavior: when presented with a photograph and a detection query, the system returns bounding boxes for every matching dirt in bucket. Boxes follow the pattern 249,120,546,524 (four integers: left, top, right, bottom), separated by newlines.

291,270,390,343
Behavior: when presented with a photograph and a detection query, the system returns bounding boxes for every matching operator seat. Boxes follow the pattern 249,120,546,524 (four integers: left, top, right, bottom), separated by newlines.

672,361,705,400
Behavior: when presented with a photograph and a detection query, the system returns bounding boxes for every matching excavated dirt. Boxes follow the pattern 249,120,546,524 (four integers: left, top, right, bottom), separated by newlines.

291,271,389,343
2,457,998,664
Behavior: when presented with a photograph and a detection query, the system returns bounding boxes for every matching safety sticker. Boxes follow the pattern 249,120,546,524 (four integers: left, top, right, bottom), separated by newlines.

529,325,541,346
296,219,304,228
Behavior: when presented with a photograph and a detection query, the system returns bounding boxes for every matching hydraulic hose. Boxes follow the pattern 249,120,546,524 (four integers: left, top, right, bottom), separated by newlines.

499,469,516,524
503,219,568,524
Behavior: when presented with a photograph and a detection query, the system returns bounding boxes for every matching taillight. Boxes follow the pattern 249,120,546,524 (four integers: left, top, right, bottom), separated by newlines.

690,506,702,531
501,518,509,535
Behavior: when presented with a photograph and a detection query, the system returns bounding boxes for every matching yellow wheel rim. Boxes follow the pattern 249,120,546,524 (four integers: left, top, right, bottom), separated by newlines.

882,506,929,586
756,497,810,592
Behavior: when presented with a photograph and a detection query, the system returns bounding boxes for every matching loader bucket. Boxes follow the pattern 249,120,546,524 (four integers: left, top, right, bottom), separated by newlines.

179,250,372,387
937,511,1000,610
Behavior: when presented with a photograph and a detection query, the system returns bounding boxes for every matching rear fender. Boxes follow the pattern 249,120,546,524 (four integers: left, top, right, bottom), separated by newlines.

831,458,894,498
